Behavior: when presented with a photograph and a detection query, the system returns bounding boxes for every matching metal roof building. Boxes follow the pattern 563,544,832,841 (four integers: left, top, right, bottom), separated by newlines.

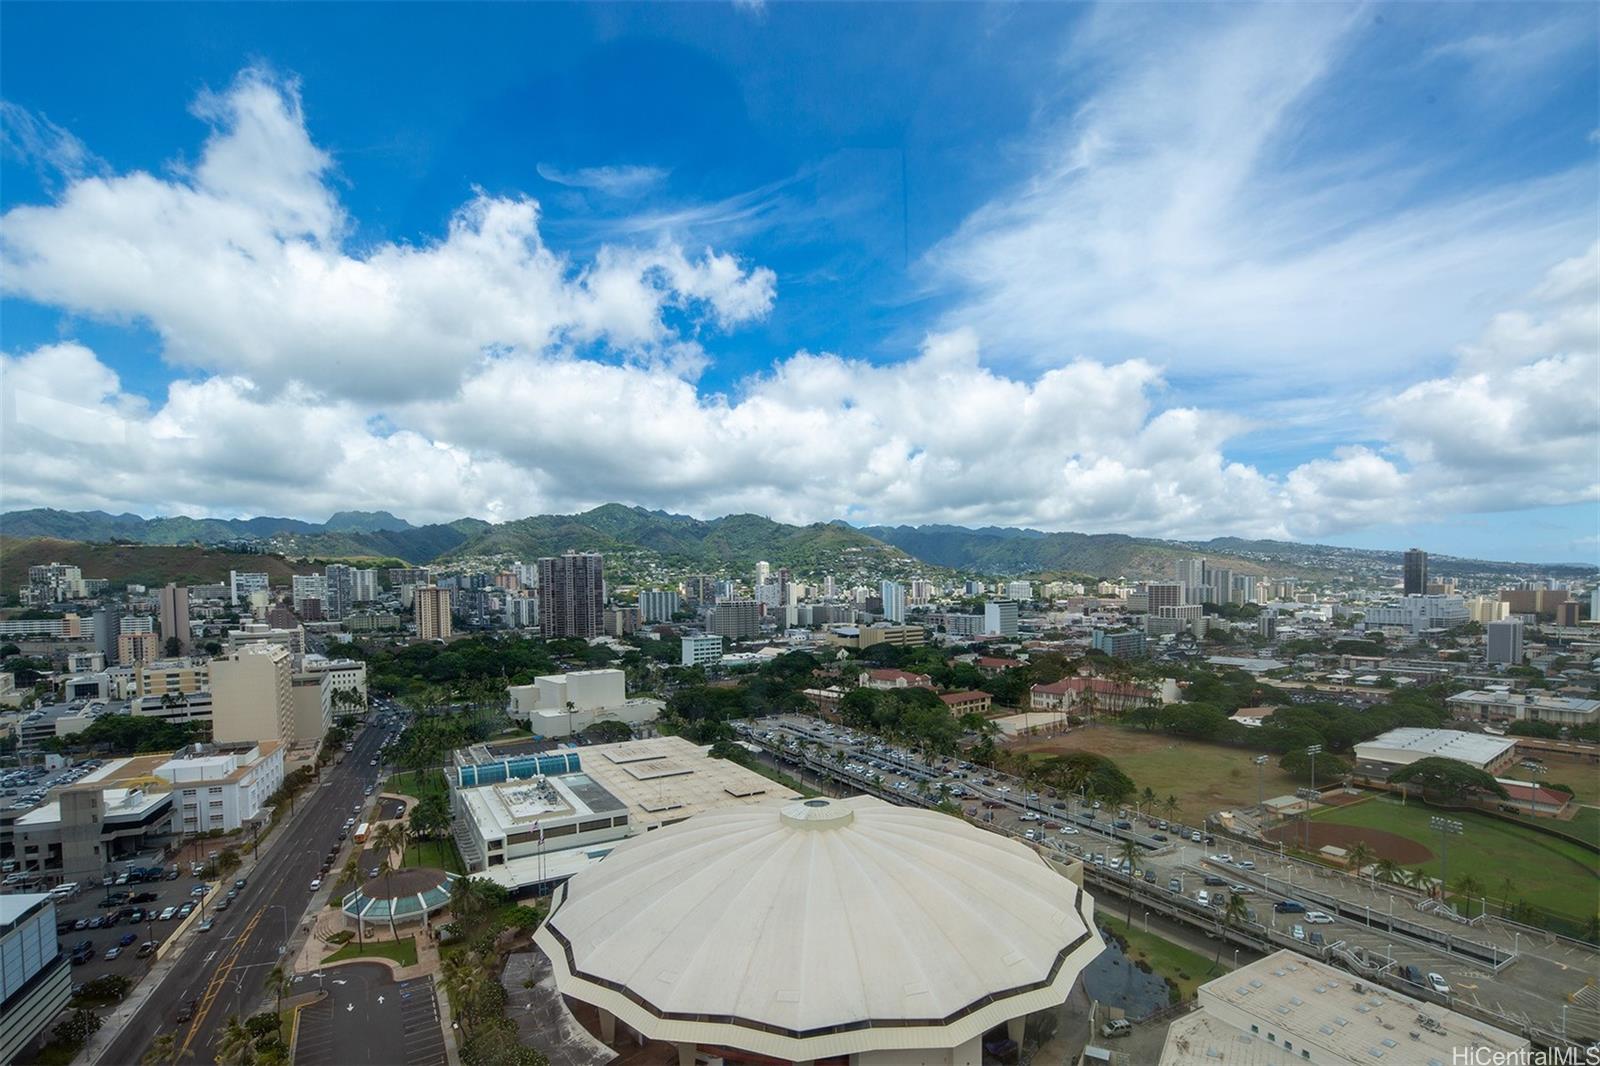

534,794,1103,1066
1352,728,1517,773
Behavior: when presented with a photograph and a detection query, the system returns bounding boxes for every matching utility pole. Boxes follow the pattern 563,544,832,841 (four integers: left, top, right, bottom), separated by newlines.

1303,745,1322,850
1254,754,1268,810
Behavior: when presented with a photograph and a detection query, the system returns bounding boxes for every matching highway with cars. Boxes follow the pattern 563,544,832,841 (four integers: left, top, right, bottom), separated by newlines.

96,709,400,1065
744,714,1600,1045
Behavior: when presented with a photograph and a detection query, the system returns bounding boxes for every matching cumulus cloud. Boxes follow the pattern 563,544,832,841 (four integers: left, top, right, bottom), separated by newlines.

0,62,1593,548
0,69,775,402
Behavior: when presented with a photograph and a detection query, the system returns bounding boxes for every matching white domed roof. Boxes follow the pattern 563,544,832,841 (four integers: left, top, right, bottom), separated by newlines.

534,795,1102,1061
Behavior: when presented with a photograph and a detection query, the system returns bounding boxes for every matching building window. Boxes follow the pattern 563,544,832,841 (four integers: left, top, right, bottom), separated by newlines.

1268,1033,1276,1043
208,786,223,794
1250,1026,1259,1034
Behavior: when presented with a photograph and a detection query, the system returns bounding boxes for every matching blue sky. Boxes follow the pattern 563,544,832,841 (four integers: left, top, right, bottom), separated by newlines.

1,2,1596,563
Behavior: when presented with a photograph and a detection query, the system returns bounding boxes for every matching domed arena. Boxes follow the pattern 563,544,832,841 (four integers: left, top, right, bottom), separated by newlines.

533,795,1103,1066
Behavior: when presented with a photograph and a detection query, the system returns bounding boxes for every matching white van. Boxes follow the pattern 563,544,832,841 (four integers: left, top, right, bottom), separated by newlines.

50,881,80,898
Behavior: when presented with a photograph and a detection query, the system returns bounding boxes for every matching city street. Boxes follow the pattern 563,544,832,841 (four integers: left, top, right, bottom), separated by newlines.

95,719,392,1065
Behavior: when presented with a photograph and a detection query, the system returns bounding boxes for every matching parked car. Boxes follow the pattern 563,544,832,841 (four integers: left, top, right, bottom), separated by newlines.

1101,1020,1132,1039
1274,900,1307,914
104,946,122,960
309,878,322,890
119,932,137,946
1196,890,1211,908
137,941,159,958
1428,973,1451,995
1304,911,1335,924
159,906,177,921
1292,924,1306,941
1167,878,1183,894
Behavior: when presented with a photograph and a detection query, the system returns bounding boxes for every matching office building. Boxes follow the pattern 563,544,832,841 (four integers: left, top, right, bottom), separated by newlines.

226,622,306,657
0,894,72,1064
156,582,190,654
1402,547,1428,596
1447,689,1599,730
1145,581,1184,613
1005,580,1033,602
1160,949,1524,1066
210,644,295,745
603,605,640,638
1362,594,1469,635
532,794,1103,1066
415,586,454,641
1486,617,1524,665
879,580,906,623
710,599,761,642
637,589,681,624
154,742,286,833
1092,627,1147,659
538,553,605,639
681,634,724,668
92,605,122,665
290,668,332,742
983,599,1019,638
135,659,210,698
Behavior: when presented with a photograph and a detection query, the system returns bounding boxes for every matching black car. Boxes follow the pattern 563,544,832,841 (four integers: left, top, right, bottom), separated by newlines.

71,939,93,955
1274,900,1307,914
1203,874,1227,886
70,948,95,965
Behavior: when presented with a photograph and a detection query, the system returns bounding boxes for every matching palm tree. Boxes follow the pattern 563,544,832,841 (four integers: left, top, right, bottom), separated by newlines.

1498,875,1517,918
442,950,488,1033
1452,873,1485,917
264,964,291,1022
214,1015,256,1066
340,855,366,948
1140,786,1157,818
142,1033,178,1066
1345,842,1376,882
1118,836,1141,929
378,855,399,939
1373,857,1403,885
1163,795,1181,825
1213,893,1250,973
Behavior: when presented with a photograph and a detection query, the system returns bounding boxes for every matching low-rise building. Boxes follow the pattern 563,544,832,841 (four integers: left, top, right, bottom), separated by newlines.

135,658,210,698
939,690,992,716
1447,689,1599,729
857,668,934,691
505,669,661,734
154,742,285,833
1159,949,1525,1066
1353,727,1517,774
680,634,724,668
1029,676,1154,715
823,623,928,650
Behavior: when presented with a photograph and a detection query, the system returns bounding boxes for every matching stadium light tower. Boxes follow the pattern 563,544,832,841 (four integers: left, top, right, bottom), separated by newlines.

1430,816,1463,897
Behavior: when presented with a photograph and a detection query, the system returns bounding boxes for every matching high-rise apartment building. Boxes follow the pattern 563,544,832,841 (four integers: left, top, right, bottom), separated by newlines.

880,581,907,623
683,575,715,605
157,582,190,654
210,644,295,744
1145,582,1184,613
638,589,681,623
1486,618,1524,666
415,586,454,641
291,573,327,614
1006,581,1033,602
505,595,538,629
710,600,761,642
117,631,160,665
92,606,122,665
1175,558,1206,601
229,570,270,605
755,561,771,586
1403,548,1428,596
538,553,605,638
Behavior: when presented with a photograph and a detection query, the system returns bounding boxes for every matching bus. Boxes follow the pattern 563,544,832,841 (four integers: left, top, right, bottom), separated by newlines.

353,822,370,845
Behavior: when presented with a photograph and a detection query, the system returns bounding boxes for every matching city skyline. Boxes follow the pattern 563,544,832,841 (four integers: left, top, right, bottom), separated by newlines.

1,4,1596,563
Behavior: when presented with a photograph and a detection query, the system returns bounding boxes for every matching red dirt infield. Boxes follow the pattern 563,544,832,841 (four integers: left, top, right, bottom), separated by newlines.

1263,821,1434,865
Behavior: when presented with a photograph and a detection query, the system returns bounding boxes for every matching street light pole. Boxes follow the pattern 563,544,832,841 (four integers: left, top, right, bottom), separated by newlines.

1253,755,1268,811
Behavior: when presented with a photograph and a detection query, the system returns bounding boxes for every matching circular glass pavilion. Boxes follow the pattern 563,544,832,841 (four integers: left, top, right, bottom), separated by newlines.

341,867,458,929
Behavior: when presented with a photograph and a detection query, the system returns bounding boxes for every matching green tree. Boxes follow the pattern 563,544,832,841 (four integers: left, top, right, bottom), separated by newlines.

142,1033,178,1066
1389,758,1509,801
1118,836,1141,929
214,1015,257,1066
1345,841,1376,881
264,964,290,1023
1213,892,1250,972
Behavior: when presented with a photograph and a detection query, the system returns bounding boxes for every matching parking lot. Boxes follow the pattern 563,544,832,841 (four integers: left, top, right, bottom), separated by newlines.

293,963,447,1066
46,860,244,991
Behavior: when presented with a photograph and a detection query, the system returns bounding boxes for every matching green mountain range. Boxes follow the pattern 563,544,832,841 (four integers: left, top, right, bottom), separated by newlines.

2,506,1589,585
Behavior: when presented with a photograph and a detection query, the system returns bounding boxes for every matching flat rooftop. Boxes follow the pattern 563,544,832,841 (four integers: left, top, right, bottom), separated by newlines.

457,770,628,839
1355,727,1514,765
1162,949,1526,1066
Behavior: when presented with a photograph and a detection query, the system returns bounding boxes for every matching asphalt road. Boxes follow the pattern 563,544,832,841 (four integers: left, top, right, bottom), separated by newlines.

97,720,391,1065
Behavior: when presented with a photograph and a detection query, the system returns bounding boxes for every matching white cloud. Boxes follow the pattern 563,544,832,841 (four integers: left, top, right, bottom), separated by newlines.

926,5,1596,391
536,163,670,197
0,69,774,403
0,60,1593,550
0,102,105,191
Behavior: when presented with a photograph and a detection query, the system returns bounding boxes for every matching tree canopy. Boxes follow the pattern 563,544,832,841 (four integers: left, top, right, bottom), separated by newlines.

1388,757,1509,800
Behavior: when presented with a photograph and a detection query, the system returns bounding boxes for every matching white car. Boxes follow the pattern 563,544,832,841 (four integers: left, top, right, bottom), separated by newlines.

158,906,177,921
1020,813,1041,822
1304,911,1335,924
1059,826,1079,835
1237,860,1256,870
1427,972,1451,995
1218,853,1234,864
1292,924,1306,941
309,878,322,891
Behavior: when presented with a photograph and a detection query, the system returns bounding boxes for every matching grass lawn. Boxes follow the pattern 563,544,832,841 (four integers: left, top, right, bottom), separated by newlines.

385,768,449,800
1537,752,1600,806
1311,796,1598,920
403,836,467,874
1014,726,1301,824
325,935,418,967
1111,921,1221,1001
1557,806,1600,848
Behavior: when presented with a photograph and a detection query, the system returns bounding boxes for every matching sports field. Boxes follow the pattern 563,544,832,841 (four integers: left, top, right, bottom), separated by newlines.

1014,726,1302,824
1305,795,1597,921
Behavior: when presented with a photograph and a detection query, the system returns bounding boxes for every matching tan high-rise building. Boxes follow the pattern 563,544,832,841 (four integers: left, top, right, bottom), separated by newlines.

415,586,453,641
157,582,191,655
135,659,211,698
210,644,294,745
